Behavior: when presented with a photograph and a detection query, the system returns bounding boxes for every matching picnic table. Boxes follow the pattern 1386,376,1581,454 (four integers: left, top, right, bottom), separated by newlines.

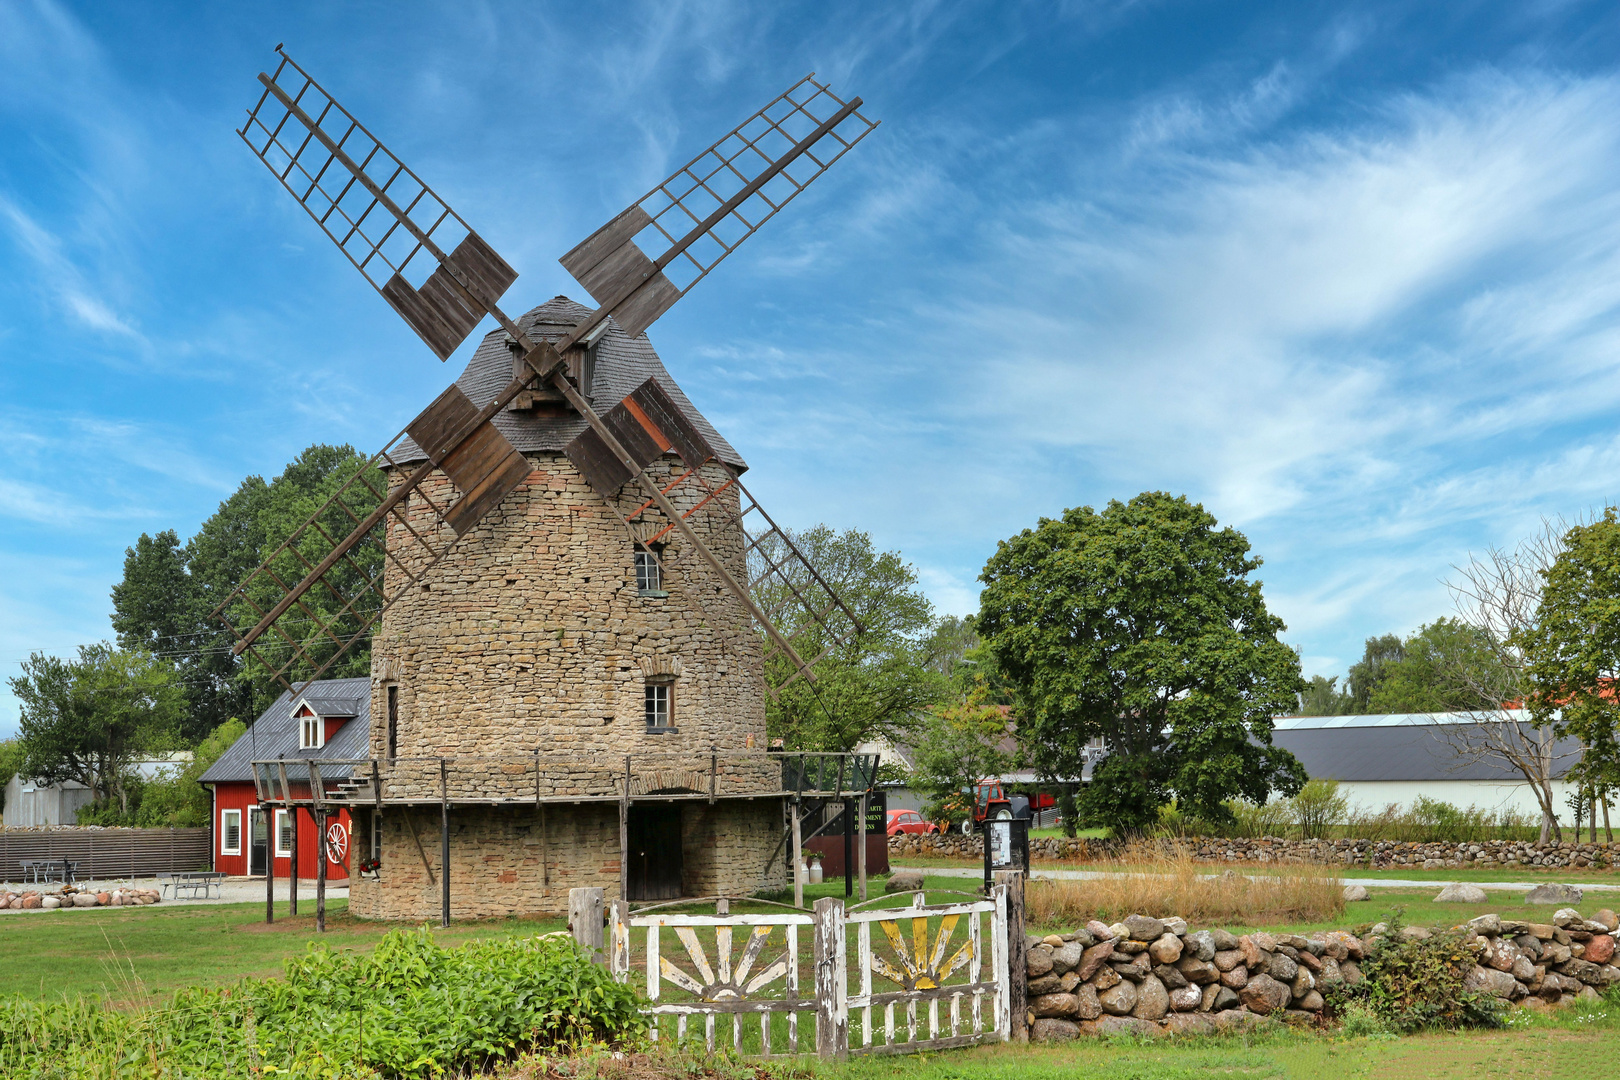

18,859,78,884
157,871,225,900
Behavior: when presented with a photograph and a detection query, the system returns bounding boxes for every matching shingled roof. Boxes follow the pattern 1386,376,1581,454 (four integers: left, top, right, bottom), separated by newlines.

198,676,371,785
1270,711,1583,783
392,296,746,470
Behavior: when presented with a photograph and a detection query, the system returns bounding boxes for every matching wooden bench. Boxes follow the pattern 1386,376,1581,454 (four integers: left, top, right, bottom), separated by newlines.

157,871,225,900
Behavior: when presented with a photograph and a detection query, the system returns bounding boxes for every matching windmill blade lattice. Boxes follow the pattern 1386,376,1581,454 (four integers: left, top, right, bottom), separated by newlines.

560,73,878,340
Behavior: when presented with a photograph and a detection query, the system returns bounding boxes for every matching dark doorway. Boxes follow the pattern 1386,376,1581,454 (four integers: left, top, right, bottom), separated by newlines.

249,807,269,876
626,806,683,900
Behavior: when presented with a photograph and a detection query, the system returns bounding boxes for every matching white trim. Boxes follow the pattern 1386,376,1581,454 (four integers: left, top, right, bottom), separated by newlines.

297,705,326,750
274,808,293,857
220,808,242,855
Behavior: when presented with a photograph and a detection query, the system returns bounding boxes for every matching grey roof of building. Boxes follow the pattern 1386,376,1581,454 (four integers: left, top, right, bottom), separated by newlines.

1269,717,1582,783
392,296,745,470
198,676,371,785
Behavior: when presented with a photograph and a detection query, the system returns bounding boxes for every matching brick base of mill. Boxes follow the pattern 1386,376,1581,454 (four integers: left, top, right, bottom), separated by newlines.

348,798,788,920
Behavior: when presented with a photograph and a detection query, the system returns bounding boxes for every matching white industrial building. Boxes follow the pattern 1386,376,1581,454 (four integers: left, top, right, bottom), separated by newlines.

1270,711,1582,822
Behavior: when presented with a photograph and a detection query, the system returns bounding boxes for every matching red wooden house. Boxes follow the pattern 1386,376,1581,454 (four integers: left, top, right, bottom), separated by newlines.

199,677,368,881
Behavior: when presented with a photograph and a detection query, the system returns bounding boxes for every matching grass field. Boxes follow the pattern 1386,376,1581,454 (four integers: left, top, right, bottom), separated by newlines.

0,875,989,1005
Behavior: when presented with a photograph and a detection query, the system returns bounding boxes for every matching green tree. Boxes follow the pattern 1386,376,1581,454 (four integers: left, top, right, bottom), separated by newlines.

126,718,247,827
753,526,948,751
1298,674,1354,716
1365,619,1505,714
1347,633,1404,712
0,738,24,820
1524,509,1620,838
977,492,1306,835
9,644,184,814
909,690,1014,829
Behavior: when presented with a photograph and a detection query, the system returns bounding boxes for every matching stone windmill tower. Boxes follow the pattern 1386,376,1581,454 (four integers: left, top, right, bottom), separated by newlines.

220,50,879,921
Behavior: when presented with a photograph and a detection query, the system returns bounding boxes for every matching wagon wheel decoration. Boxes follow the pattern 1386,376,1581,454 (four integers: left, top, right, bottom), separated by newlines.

659,925,790,1001
871,914,974,991
325,821,348,861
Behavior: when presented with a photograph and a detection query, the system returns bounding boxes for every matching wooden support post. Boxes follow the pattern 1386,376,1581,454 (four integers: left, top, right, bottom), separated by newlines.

995,870,1027,1041
791,801,804,908
569,887,605,964
607,897,630,976
843,795,853,898
289,805,298,916
858,792,868,903
619,755,631,904
315,808,327,933
264,810,274,924
439,758,450,928
812,896,848,1060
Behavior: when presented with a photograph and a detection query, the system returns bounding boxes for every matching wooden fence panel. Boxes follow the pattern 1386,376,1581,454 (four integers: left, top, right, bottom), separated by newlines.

0,829,211,881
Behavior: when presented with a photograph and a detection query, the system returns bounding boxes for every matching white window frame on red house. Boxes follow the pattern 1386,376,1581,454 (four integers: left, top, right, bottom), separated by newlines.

296,703,325,750
220,808,242,855
274,808,294,858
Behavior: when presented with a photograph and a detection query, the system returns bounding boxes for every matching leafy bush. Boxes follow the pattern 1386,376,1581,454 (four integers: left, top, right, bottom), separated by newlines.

1226,797,1294,838
0,928,640,1078
1290,779,1348,839
1327,912,1502,1033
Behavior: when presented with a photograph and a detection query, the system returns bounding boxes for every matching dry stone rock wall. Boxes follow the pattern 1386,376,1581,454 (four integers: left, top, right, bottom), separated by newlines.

891,833,1618,869
1025,905,1620,1040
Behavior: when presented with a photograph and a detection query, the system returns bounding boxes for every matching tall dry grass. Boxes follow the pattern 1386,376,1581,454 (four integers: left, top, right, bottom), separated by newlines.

1026,850,1345,930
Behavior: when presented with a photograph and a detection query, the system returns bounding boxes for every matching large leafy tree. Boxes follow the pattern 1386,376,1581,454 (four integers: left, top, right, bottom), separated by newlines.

753,526,948,751
9,644,184,814
108,444,379,733
1362,619,1505,714
1524,509,1620,835
977,491,1305,834
910,690,1014,827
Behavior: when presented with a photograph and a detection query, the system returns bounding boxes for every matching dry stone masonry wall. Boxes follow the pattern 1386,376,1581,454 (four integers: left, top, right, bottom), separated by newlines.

1025,905,1620,1040
890,833,1617,869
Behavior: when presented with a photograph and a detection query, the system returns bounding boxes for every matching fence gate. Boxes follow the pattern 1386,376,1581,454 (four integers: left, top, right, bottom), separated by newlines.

606,884,1011,1059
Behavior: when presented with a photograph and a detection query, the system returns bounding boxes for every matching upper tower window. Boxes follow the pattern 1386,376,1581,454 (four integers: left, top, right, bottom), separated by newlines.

296,705,325,750
635,545,667,596
645,679,674,732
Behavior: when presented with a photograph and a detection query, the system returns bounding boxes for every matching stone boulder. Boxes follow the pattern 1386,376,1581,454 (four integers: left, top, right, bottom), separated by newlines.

1073,984,1102,1020
1163,1012,1217,1035
1094,1015,1162,1037
1169,985,1203,1012
20,894,40,909
1343,884,1369,902
1435,883,1488,903
1592,909,1618,932
71,893,98,908
1085,919,1115,940
1133,974,1169,1020
1032,992,1083,1019
1209,929,1241,951
1030,1018,1080,1042
1296,990,1324,1012
1123,915,1165,941
1176,956,1219,984
1585,935,1615,964
1553,906,1583,927
1075,941,1115,981
1218,965,1249,989
1051,940,1086,975
1027,974,1061,996
1026,946,1054,979
1267,953,1298,982
1212,949,1244,972
885,870,924,893
1238,974,1291,1015
1183,930,1216,961
1098,980,1138,1016
40,896,60,910
1463,965,1519,999
1148,933,1183,965
1525,884,1582,905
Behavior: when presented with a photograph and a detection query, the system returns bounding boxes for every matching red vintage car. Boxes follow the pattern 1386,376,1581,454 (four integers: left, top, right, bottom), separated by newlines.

886,809,938,836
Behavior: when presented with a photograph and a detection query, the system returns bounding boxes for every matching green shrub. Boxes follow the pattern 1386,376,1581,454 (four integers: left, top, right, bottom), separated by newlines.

0,927,640,1078
1328,912,1502,1033
1290,779,1348,839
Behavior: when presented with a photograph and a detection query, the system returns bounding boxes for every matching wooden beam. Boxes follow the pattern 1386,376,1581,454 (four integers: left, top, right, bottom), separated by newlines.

439,758,450,928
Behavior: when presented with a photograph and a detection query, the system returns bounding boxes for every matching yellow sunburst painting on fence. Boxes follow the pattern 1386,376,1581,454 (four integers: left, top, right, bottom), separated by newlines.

871,914,974,991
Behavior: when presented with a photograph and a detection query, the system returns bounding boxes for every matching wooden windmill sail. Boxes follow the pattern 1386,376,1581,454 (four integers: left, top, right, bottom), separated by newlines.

220,47,878,698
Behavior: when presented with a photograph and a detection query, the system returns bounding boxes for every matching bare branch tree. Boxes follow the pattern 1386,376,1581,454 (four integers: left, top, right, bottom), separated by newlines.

1431,519,1578,844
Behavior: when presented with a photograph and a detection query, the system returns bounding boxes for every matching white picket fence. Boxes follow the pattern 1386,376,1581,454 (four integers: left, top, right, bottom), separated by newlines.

607,884,1012,1059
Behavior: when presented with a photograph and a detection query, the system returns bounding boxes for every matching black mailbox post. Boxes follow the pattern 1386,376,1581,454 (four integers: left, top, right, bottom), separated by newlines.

981,815,1029,893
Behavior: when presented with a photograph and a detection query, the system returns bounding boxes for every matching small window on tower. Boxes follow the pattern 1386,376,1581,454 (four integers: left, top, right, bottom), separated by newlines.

635,545,667,597
644,679,674,732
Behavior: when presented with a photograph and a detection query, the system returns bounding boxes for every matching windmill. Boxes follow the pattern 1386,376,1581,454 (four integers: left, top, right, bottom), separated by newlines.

219,47,880,701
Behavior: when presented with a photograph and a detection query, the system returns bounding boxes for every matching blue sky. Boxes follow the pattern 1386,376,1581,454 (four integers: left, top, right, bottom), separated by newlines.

5,1,1620,736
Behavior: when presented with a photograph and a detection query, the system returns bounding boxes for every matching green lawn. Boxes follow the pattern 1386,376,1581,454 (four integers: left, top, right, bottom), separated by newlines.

0,899,566,1004
822,1016,1620,1080
0,875,984,1007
